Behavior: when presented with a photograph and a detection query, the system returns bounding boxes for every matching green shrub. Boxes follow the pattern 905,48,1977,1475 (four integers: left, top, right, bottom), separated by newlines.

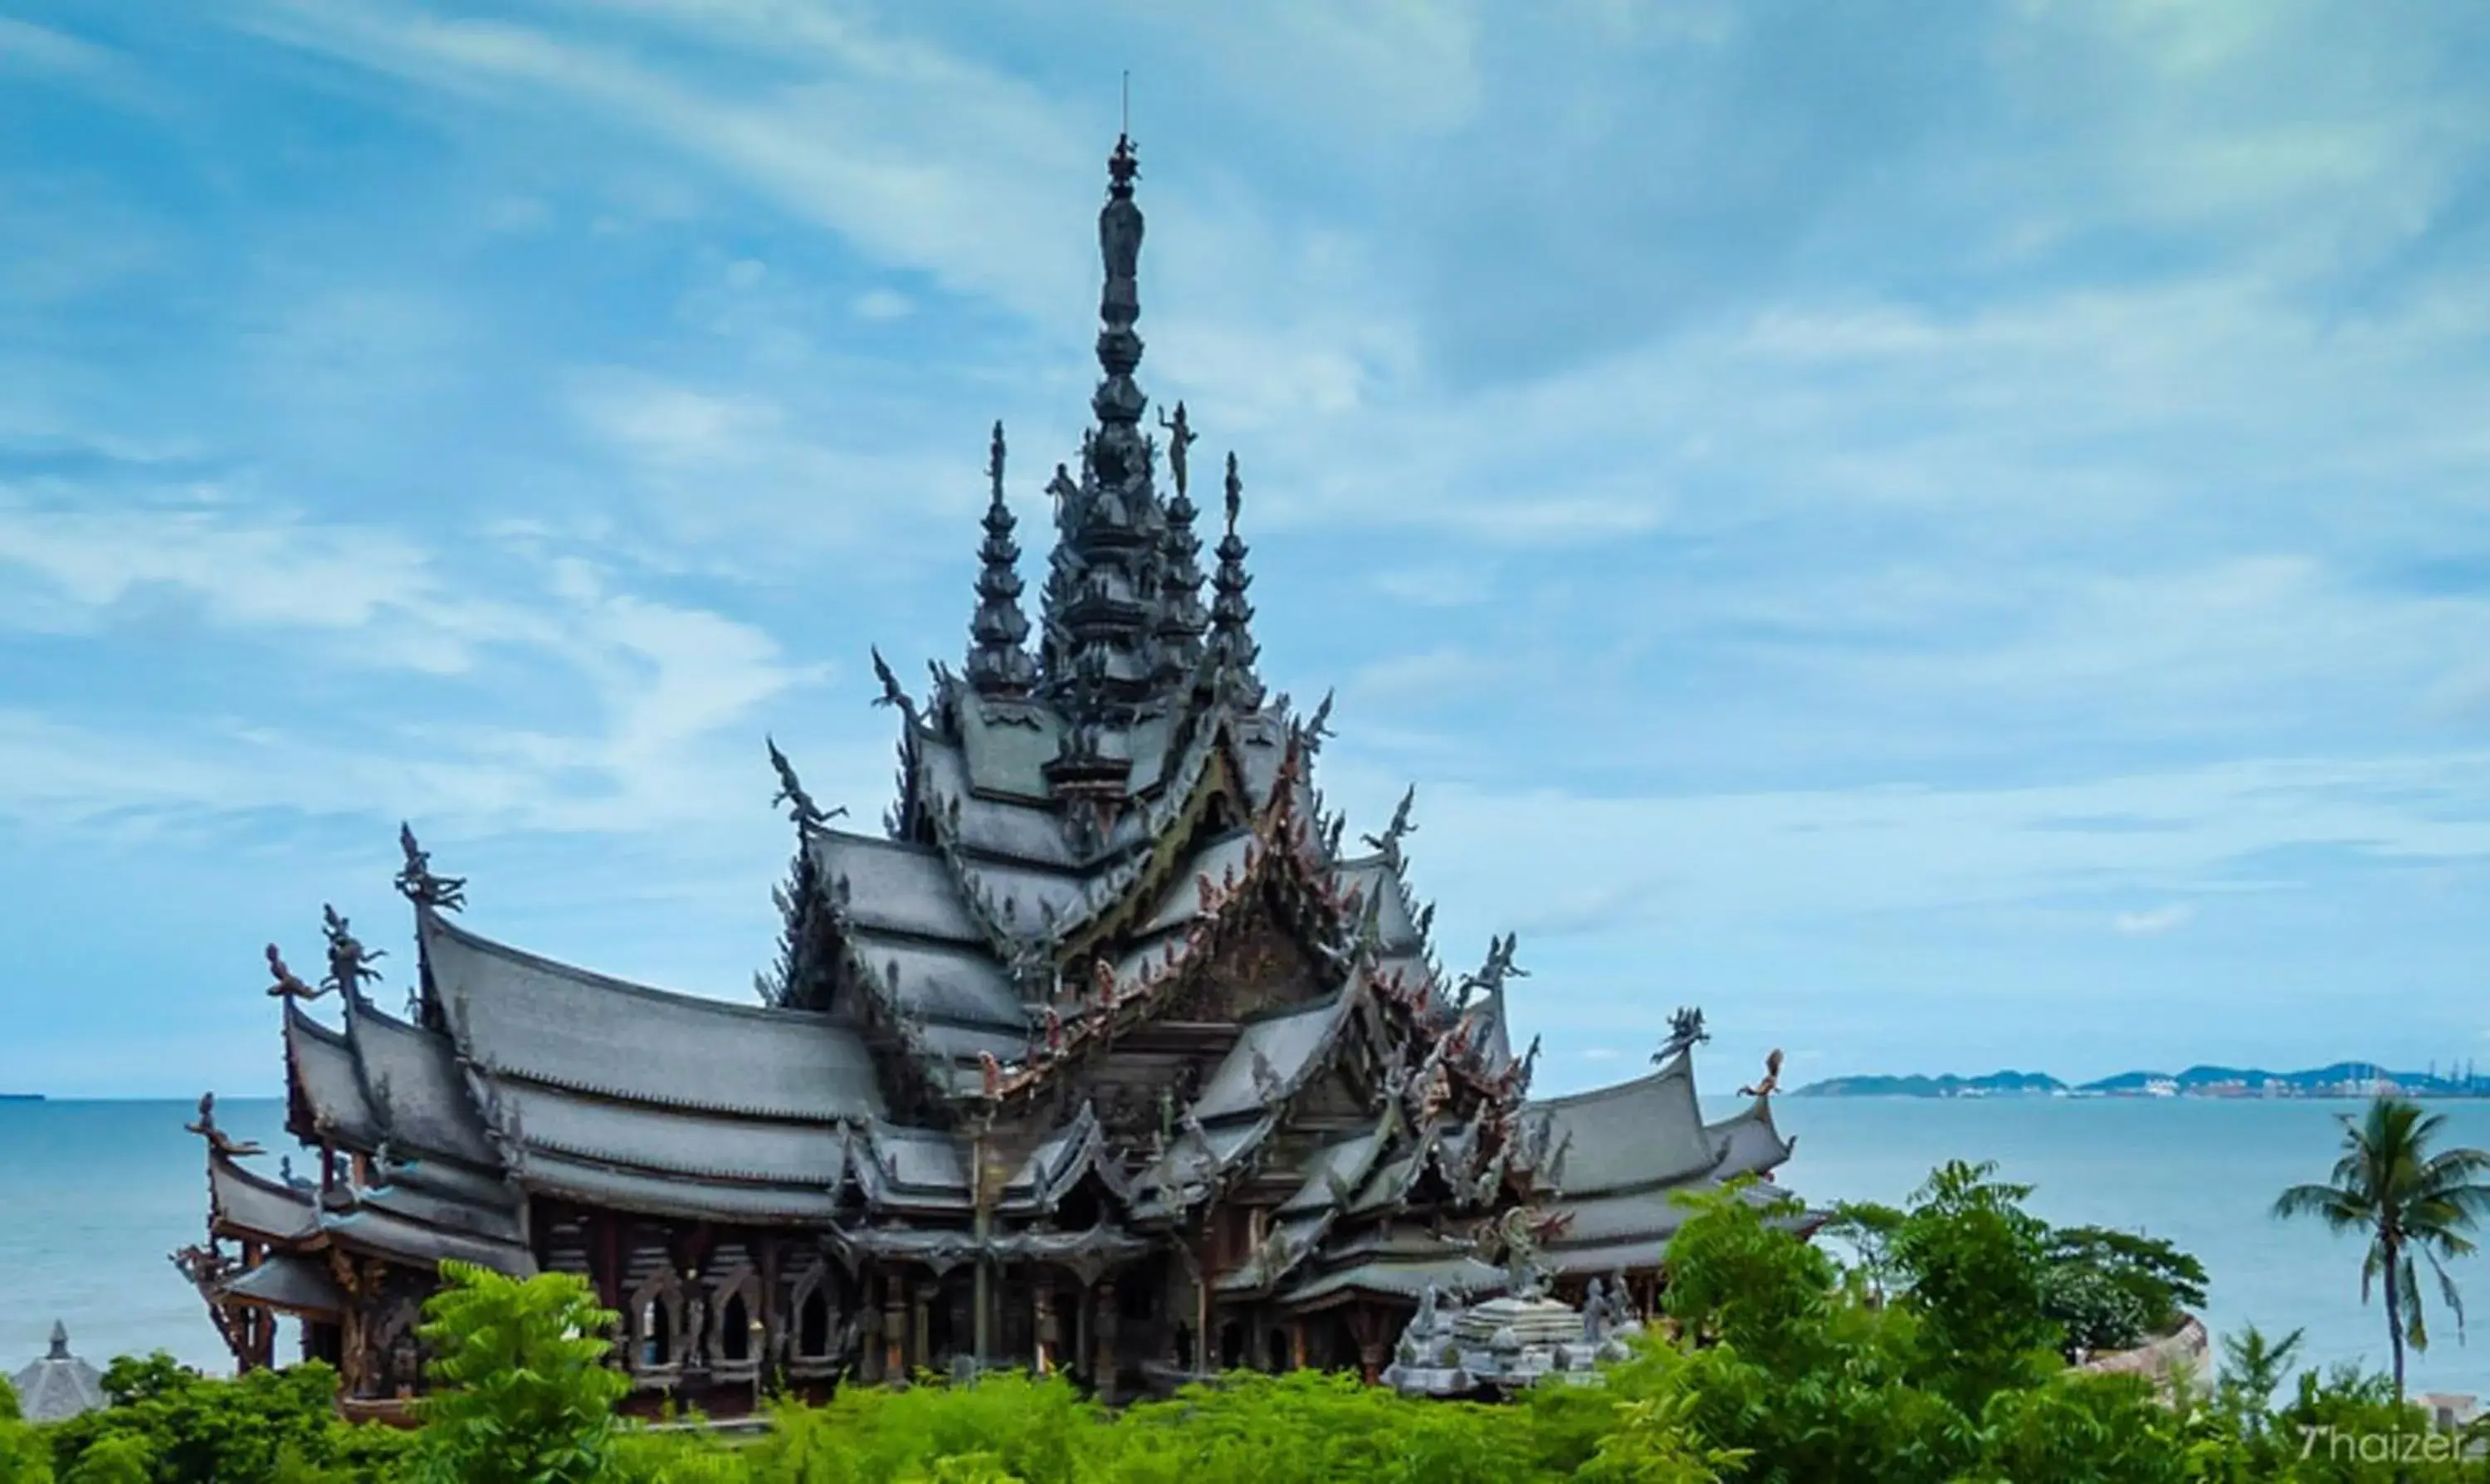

401,1262,631,1484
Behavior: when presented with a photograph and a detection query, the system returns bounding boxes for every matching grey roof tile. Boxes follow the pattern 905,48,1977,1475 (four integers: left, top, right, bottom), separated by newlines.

811,832,981,944
842,930,1028,1032
284,1003,380,1149
216,1252,347,1316
209,1152,319,1242
425,913,883,1120
1524,1049,1719,1196
491,1080,850,1186
1191,995,1345,1122
319,1202,535,1274
346,1001,501,1168
9,1326,105,1423
520,1150,847,1224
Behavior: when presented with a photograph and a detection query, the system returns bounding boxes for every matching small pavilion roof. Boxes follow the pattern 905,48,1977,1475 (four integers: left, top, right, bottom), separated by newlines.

10,1323,105,1423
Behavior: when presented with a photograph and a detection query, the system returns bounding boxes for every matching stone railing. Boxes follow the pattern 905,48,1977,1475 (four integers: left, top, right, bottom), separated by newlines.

2077,1314,2209,1399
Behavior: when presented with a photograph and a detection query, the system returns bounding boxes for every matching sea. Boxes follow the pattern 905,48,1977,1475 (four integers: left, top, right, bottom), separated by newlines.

3,1095,2487,1399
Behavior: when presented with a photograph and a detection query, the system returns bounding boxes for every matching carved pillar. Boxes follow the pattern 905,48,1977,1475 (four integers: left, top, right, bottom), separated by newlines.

1289,1319,1306,1371
1074,1281,1093,1385
1093,1279,1119,1394
1033,1281,1058,1376
1193,1247,1210,1377
972,1204,994,1369
1350,1303,1385,1385
859,1281,885,1384
882,1273,908,1381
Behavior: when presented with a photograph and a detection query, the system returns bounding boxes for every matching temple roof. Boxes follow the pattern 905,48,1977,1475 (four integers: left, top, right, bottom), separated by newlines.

1525,1048,1723,1196
206,134,1809,1327
216,1252,346,1317
10,1323,105,1423
425,910,884,1122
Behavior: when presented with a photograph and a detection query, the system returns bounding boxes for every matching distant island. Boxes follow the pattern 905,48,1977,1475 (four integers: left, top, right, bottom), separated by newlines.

0,1093,43,1102
1794,1062,2490,1099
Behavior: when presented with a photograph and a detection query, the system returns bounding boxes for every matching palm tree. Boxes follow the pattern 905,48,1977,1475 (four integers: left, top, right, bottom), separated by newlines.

2217,1322,2304,1435
2273,1095,2490,1402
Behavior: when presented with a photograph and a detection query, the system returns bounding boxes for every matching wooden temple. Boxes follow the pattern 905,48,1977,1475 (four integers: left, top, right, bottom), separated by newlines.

178,134,1799,1417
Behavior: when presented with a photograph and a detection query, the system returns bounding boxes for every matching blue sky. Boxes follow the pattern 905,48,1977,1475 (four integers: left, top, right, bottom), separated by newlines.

2,1,2486,1099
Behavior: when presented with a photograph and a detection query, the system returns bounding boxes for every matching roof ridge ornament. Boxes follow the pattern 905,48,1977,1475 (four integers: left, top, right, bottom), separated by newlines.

320,905,384,1003
265,943,325,1000
393,823,466,913
1654,1006,1708,1064
765,737,845,835
1361,785,1417,868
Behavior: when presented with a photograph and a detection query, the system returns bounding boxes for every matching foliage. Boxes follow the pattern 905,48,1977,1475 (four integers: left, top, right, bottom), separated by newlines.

0,1384,50,1484
402,1261,632,1484
1965,1371,2203,1484
1819,1200,1905,1306
2038,1261,2150,1359
1887,1159,2063,1413
31,1150,2482,1484
2214,1322,2304,1435
2274,1094,2490,1400
2043,1225,2209,1332
741,1368,1108,1483
40,1355,396,1484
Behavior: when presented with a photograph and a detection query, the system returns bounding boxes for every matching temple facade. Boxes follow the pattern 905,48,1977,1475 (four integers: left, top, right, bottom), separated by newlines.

179,135,1799,1418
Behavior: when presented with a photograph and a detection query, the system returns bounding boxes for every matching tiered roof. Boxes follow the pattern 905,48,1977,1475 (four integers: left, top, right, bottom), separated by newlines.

192,132,1800,1335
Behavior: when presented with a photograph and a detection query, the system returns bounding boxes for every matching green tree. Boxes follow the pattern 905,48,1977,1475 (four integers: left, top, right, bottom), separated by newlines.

2273,1095,2490,1402
1820,1200,1906,1307
2215,1323,2304,1438
59,1437,148,1484
1890,1159,2062,1413
403,1260,632,1484
0,1376,52,1484
2043,1226,2208,1332
41,1355,357,1484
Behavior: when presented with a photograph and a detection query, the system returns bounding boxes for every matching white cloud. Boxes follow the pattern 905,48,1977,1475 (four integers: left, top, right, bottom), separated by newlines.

2113,903,2198,937
0,497,820,837
1313,750,2490,945
852,288,912,320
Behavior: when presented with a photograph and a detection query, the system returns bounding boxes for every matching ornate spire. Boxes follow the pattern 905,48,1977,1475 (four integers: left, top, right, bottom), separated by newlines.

966,421,1038,698
1095,133,1146,431
1206,451,1263,706
1038,134,1167,722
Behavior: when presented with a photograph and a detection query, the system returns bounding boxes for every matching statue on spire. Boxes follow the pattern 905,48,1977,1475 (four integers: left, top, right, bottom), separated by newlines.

1156,401,1196,500
1205,451,1263,705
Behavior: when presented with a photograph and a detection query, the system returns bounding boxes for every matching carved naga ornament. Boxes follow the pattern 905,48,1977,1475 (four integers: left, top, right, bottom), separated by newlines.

393,823,466,913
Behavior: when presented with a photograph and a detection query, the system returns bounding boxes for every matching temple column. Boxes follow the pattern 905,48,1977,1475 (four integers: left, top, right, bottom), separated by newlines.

882,1274,908,1382
1074,1281,1094,1385
1350,1305,1385,1385
1092,1279,1119,1395
1033,1281,1058,1376
1289,1319,1306,1372
913,1282,933,1374
972,1205,994,1369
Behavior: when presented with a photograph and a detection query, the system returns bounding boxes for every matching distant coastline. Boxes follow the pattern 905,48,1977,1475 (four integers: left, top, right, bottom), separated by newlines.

0,1093,42,1102
1794,1062,2490,1099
